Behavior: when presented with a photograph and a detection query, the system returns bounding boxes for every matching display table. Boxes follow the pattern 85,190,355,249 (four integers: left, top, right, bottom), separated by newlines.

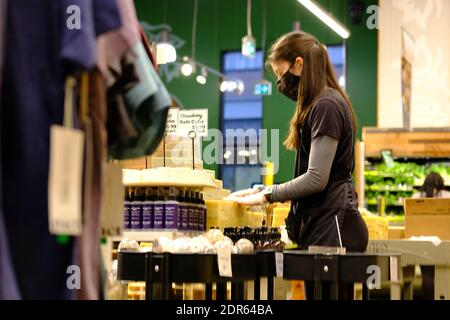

368,240,450,300
117,251,276,300
283,250,400,300
117,249,400,300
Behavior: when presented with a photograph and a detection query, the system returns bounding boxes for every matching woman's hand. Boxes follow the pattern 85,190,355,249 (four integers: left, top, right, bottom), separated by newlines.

232,191,267,206
225,188,261,199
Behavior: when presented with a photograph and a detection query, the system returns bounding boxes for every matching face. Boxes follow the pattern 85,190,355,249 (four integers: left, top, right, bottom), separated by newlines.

271,57,304,101
271,57,303,81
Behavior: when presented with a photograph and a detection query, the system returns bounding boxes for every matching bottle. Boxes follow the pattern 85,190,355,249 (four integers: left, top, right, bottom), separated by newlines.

193,191,201,231
165,187,179,230
187,190,195,231
178,189,189,231
153,187,165,229
130,188,143,230
142,188,154,230
192,191,199,231
123,187,132,230
199,193,207,231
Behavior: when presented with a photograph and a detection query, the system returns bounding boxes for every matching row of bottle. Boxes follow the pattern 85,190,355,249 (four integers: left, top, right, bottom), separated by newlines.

123,187,207,231
222,226,284,251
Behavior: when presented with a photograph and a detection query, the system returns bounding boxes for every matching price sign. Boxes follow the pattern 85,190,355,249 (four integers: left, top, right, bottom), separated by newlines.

165,109,179,136
178,109,208,137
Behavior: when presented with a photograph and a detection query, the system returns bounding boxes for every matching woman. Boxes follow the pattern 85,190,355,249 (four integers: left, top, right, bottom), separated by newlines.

412,172,450,300
412,172,450,199
232,31,369,253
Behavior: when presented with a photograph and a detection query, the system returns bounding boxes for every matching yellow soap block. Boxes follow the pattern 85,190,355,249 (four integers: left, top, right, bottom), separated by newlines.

273,207,290,227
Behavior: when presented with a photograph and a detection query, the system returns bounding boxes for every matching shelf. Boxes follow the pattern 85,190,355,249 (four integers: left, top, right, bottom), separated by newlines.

364,171,415,178
367,201,403,207
112,230,203,242
123,181,215,188
365,187,415,192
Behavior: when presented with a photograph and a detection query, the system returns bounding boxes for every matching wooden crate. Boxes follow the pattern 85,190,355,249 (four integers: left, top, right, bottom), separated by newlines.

362,128,450,158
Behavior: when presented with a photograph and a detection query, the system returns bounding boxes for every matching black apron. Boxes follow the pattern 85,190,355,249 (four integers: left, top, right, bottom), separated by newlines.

285,133,361,249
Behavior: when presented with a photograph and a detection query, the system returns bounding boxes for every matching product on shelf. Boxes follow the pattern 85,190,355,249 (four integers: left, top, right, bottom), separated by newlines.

117,239,140,252
178,189,188,230
123,186,208,232
153,187,165,229
206,228,225,244
123,187,132,229
235,238,254,254
130,188,143,230
165,187,179,230
142,187,154,229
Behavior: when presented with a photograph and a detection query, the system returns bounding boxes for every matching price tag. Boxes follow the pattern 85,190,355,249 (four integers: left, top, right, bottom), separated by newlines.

48,125,84,236
390,256,399,282
100,162,124,236
165,109,179,136
217,246,232,277
178,109,208,137
275,252,284,278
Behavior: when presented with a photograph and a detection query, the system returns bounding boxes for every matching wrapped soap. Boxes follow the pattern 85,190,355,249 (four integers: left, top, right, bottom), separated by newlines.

153,236,174,253
203,244,216,254
206,228,224,244
172,237,192,253
190,235,211,253
118,239,140,252
235,238,254,254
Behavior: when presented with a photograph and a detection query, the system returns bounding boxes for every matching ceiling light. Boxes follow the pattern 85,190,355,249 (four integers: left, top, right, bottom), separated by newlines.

156,30,177,64
298,0,350,39
181,56,195,76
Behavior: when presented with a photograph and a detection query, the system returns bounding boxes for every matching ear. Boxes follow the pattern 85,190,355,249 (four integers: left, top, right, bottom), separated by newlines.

292,56,304,76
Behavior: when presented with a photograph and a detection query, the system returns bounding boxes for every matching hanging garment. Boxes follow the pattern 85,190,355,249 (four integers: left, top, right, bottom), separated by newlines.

108,41,171,160
1,0,121,299
0,0,21,300
74,69,109,300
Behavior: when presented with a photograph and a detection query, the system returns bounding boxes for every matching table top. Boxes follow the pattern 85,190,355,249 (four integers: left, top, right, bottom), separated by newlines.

368,240,450,266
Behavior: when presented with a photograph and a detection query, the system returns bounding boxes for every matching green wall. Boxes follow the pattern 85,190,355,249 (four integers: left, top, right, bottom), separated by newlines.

135,0,378,184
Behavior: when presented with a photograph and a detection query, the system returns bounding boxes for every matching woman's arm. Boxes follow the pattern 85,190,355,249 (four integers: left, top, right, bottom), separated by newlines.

270,134,338,203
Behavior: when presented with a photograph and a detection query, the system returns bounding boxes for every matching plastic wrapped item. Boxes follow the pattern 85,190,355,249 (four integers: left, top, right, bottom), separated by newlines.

118,238,140,252
203,244,216,254
222,236,234,247
213,239,234,252
206,228,225,244
234,238,254,254
105,260,128,300
153,236,174,253
172,237,192,253
190,235,211,253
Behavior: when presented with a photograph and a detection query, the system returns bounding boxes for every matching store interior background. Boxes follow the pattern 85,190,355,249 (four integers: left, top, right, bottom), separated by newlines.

134,0,378,189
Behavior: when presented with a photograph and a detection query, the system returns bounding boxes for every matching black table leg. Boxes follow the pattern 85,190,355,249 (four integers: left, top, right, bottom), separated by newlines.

205,283,213,301
267,276,274,300
362,284,370,300
314,281,322,300
231,282,245,300
330,281,338,300
216,283,227,301
254,278,260,300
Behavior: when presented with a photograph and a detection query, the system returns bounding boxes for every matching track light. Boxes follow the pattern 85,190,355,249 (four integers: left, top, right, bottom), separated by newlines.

196,67,207,85
181,56,196,76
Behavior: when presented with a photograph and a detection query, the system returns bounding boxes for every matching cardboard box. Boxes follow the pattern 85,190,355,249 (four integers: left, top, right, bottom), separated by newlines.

388,226,406,240
404,198,450,239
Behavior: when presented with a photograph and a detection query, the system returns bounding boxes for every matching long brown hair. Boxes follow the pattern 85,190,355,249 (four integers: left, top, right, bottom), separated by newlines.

267,31,356,150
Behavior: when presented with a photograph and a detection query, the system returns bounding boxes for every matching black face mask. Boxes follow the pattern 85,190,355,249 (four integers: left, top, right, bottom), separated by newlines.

276,63,301,101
